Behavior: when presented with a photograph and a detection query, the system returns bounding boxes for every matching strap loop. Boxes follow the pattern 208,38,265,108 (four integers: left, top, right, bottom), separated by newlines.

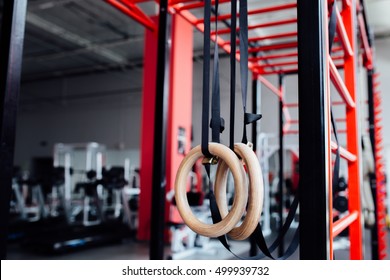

244,112,262,125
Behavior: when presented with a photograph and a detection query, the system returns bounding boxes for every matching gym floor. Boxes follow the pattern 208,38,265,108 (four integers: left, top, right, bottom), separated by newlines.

6,229,390,260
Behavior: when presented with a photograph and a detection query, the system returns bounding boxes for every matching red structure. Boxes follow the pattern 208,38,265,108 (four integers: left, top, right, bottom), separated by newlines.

107,0,387,259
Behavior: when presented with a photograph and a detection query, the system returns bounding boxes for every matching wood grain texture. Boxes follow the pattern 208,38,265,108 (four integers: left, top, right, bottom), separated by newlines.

174,143,247,237
214,143,264,240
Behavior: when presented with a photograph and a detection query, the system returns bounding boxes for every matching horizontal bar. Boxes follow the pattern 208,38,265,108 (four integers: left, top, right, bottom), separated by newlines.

258,55,344,69
124,0,150,3
106,0,156,31
198,2,297,23
169,0,198,5
260,60,298,68
249,47,343,62
329,57,355,108
258,68,298,75
213,18,297,35
332,211,359,238
248,31,297,44
331,141,357,162
335,5,354,57
246,41,298,54
249,51,297,62
284,130,298,135
175,0,230,11
223,31,298,47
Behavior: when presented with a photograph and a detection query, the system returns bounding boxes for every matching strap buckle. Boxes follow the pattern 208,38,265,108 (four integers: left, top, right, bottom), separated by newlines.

202,156,219,165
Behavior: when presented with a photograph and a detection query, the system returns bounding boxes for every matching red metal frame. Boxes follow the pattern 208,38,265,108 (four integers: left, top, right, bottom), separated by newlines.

342,1,363,259
138,16,158,240
105,0,156,31
106,0,386,259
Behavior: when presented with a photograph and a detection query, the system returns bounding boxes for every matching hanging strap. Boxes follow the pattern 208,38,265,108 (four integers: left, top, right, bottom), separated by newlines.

229,0,237,150
328,1,341,194
240,0,297,258
207,0,298,260
201,0,225,228
210,0,224,143
201,0,212,158
238,0,262,144
210,0,340,260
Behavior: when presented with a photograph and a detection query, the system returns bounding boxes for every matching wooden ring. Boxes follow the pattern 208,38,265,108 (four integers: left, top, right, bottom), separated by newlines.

175,143,248,237
214,143,264,240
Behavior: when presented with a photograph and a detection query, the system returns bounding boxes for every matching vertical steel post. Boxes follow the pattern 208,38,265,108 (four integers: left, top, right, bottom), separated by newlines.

249,72,259,257
166,13,194,228
342,0,363,259
0,0,28,260
367,68,379,259
278,74,285,257
149,0,170,260
297,0,331,259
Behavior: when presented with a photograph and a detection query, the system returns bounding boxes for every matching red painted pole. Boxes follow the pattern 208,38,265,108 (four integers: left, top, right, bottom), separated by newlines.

138,16,158,241
342,0,363,259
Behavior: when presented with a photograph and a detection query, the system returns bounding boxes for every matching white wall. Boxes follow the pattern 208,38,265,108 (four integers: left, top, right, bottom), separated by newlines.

14,37,390,173
15,70,143,170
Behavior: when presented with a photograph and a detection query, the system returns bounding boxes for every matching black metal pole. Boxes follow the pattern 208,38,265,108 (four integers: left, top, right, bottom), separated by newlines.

149,0,170,260
0,0,28,260
367,68,379,260
360,0,373,47
278,74,284,257
297,0,330,259
249,73,258,257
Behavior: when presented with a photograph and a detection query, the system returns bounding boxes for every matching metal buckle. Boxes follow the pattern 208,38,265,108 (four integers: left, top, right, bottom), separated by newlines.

202,156,219,165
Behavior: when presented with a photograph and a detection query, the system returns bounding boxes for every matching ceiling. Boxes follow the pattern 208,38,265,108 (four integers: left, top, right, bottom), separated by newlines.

15,0,155,82
1,0,296,82
0,0,388,83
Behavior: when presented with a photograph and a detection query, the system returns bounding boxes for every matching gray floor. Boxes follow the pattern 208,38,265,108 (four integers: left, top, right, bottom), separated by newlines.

6,229,390,260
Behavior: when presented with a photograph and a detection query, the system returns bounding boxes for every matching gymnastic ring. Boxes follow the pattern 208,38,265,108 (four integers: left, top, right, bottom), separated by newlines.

175,143,248,238
214,143,264,240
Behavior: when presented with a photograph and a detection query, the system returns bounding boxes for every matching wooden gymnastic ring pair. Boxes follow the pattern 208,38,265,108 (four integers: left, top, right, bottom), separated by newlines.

175,143,248,238
175,142,264,239
214,143,264,240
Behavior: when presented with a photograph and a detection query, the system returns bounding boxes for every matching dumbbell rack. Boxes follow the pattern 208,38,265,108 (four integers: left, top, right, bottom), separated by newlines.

106,0,387,260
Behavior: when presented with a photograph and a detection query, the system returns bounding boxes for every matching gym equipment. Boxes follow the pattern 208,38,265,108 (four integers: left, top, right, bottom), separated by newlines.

175,143,248,238
168,190,219,260
21,143,132,253
214,143,264,240
122,167,140,232
9,170,48,223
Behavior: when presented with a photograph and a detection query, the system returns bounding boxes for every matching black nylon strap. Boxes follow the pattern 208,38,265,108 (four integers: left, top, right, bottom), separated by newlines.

239,0,248,117
211,0,224,143
207,0,297,260
239,0,262,144
209,195,300,260
201,0,212,157
328,1,337,52
209,0,339,260
331,111,340,194
328,1,341,194
229,0,237,150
